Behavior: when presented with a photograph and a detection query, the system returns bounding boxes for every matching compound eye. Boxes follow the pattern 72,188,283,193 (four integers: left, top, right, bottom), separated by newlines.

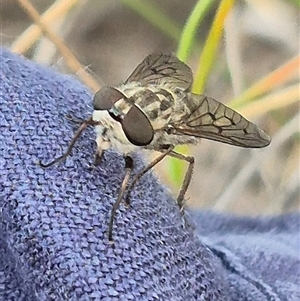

121,105,154,146
93,86,125,110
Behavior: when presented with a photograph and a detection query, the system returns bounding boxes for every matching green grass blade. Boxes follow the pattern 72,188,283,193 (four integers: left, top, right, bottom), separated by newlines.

121,0,182,42
193,0,236,94
176,0,216,62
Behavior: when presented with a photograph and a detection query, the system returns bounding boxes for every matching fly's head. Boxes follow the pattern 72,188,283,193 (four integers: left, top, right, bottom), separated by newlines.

92,86,154,158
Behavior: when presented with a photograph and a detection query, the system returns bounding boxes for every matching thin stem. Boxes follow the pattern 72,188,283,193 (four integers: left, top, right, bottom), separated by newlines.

17,0,100,93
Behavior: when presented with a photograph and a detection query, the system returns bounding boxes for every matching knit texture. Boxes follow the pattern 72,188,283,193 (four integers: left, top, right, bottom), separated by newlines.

0,49,299,301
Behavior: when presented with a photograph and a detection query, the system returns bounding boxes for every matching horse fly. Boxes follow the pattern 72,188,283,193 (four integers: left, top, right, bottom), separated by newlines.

40,53,271,242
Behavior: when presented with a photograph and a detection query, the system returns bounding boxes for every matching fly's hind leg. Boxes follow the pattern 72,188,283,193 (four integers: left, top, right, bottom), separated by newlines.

124,146,174,207
166,151,195,211
124,146,194,212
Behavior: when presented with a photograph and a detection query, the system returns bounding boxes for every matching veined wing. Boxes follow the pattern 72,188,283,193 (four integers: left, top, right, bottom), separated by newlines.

171,94,271,148
125,53,193,91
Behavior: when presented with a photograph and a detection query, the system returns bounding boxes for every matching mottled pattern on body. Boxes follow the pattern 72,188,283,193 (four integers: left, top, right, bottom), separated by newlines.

92,52,271,153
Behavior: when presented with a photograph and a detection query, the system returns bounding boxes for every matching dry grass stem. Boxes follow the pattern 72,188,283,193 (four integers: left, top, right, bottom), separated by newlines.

17,0,100,92
12,0,79,54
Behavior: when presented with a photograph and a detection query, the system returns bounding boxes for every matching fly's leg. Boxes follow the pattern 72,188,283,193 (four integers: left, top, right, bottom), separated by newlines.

165,151,195,211
124,147,194,211
124,146,174,207
108,156,133,243
38,118,95,168
94,153,103,166
108,148,193,242
65,114,85,124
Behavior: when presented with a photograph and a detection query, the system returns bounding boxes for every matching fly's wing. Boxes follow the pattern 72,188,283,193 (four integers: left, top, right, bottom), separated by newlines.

172,94,271,148
124,53,193,91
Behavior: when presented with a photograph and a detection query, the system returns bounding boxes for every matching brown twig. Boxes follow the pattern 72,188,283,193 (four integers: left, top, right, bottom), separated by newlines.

12,0,78,54
16,0,100,93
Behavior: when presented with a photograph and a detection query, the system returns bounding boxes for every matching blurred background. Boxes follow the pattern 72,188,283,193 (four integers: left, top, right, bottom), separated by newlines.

1,0,299,215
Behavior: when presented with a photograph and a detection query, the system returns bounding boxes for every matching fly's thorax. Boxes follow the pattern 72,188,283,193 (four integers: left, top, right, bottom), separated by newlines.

120,84,179,129
119,84,199,147
117,81,144,98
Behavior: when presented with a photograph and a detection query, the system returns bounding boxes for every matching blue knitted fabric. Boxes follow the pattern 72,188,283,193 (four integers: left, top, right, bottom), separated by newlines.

0,49,299,301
